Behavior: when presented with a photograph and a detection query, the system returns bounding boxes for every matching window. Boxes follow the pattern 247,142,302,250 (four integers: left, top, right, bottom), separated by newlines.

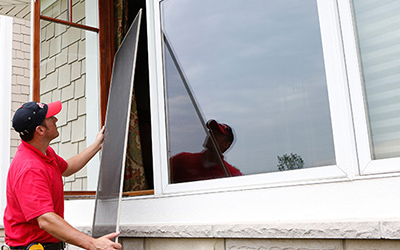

340,0,400,175
35,0,101,191
162,0,336,184
147,0,356,193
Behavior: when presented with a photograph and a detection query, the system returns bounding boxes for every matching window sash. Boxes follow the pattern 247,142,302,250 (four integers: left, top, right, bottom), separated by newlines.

33,0,102,191
338,0,400,175
146,0,358,195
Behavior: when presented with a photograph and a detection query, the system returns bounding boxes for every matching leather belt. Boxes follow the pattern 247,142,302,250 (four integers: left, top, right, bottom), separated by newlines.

9,242,65,250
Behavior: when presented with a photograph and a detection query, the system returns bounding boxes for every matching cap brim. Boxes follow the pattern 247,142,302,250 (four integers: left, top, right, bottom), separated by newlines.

46,101,62,118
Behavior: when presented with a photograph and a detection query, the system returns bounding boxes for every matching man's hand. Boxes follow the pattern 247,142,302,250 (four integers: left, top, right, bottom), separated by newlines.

91,232,122,250
94,126,106,149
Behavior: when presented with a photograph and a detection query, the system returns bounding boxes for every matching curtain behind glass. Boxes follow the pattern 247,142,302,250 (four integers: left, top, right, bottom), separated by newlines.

353,0,400,159
114,1,147,191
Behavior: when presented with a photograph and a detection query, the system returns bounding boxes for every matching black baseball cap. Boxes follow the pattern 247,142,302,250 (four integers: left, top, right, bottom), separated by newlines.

12,101,62,136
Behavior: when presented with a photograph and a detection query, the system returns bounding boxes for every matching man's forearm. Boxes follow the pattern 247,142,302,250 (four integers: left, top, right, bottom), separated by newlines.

64,141,101,176
37,212,121,250
63,127,105,177
37,212,96,249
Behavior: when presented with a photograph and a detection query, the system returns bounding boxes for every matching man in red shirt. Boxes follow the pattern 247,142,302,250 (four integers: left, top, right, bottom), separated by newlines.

170,119,242,183
4,101,121,250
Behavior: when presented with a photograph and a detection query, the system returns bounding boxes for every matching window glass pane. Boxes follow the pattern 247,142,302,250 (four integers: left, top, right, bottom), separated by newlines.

353,0,400,159
40,0,98,28
41,0,68,21
161,0,336,183
40,20,100,190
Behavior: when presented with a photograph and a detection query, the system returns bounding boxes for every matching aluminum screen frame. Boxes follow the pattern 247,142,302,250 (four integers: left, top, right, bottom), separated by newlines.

92,9,142,239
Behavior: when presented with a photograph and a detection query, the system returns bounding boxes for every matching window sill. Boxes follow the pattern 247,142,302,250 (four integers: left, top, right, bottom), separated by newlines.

64,190,154,200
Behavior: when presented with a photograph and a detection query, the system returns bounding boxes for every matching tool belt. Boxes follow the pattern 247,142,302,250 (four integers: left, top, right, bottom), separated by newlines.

9,242,65,250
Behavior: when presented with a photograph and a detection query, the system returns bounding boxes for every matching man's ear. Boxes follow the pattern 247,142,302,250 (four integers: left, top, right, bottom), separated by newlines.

35,125,45,135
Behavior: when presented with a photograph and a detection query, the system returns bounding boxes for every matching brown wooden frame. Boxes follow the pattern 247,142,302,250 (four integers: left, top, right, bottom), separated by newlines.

32,0,115,197
98,0,115,126
33,0,154,199
32,0,113,123
32,0,40,102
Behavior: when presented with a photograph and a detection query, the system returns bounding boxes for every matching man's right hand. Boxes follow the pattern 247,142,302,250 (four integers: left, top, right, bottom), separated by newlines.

92,232,122,250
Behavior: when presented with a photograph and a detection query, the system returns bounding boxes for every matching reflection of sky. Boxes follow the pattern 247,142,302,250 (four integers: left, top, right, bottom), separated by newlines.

162,0,336,174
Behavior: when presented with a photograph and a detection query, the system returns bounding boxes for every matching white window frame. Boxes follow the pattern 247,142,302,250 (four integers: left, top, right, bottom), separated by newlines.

146,0,359,196
0,14,13,225
337,0,400,175
85,0,101,190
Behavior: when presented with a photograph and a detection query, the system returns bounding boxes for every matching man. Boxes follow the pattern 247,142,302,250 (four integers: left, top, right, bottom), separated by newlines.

4,101,121,250
170,119,242,183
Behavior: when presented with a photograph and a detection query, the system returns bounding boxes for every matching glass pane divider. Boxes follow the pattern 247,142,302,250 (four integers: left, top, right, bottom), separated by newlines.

40,15,99,33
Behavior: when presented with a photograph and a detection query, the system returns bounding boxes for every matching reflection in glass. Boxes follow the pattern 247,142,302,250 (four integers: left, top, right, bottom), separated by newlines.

162,0,336,181
41,0,68,21
40,0,96,27
353,0,400,159
165,36,242,183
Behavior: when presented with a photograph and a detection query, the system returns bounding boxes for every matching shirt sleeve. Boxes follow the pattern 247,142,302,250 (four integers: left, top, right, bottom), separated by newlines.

14,168,55,222
55,155,68,174
48,146,68,174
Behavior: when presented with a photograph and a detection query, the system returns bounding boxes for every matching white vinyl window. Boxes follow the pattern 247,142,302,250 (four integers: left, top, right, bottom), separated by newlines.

339,0,400,175
147,0,358,195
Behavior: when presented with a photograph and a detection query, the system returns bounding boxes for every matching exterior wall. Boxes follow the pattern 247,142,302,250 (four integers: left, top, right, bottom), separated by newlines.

40,0,88,191
3,230,400,250
119,238,400,250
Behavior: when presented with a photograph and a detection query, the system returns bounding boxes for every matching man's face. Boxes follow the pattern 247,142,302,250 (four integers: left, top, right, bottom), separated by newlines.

205,130,231,154
41,116,59,140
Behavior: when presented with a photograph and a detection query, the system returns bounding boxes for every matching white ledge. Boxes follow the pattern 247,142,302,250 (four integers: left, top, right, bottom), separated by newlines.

113,220,400,239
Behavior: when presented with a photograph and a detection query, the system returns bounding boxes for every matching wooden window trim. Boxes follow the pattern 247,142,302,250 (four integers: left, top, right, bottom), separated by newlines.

32,0,40,102
33,0,117,197
39,15,100,32
34,0,153,199
64,190,155,199
32,0,114,122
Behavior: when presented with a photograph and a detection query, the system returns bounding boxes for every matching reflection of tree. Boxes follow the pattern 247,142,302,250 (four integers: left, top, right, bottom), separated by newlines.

277,153,304,171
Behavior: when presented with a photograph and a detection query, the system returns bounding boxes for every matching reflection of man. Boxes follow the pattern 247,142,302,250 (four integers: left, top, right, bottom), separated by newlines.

4,101,121,249
170,119,242,183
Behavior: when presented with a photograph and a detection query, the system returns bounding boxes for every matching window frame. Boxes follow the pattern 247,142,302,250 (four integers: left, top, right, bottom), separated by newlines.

337,0,400,176
32,0,112,193
146,0,359,195
0,14,13,225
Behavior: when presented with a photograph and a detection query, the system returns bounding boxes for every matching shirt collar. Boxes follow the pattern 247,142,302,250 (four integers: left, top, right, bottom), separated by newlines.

20,140,53,163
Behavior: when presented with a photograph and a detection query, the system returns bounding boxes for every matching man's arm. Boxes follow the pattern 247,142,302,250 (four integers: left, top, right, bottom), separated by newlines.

37,212,121,250
63,127,105,177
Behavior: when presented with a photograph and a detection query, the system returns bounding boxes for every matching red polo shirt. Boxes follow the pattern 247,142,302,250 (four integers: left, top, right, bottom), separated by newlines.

170,151,242,183
4,141,68,246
